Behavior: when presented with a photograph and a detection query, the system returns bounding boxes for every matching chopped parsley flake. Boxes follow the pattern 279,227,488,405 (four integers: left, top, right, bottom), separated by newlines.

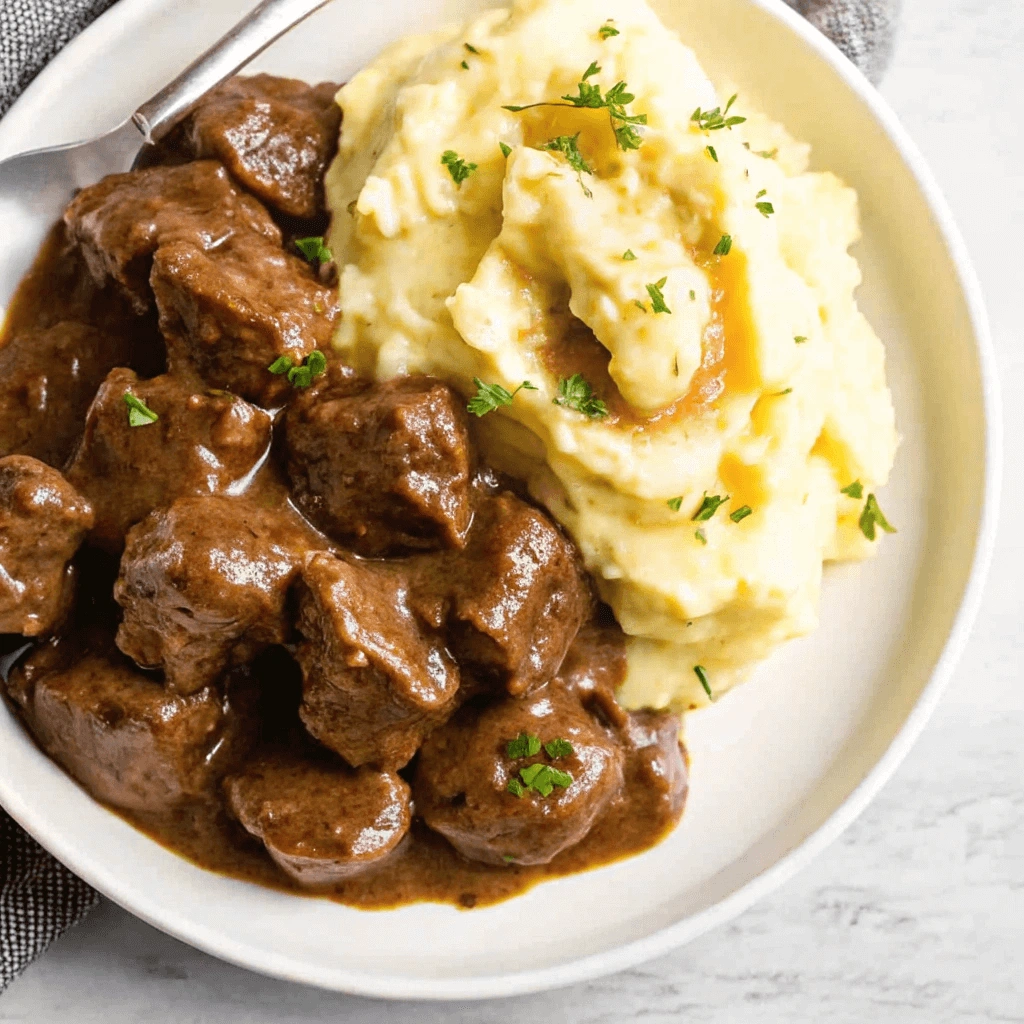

499,141,511,158
841,481,864,499
554,374,608,419
756,200,775,217
794,336,808,344
622,249,637,261
646,277,672,314
464,42,480,53
467,378,537,417
706,145,718,162
692,492,730,522
506,732,542,758
695,528,707,544
543,133,594,197
689,289,697,300
504,63,648,151
502,854,515,863
269,350,327,389
507,778,525,798
598,21,619,38
123,393,158,427
441,150,477,187
714,234,733,256
694,664,713,700
519,762,573,797
859,494,897,541
544,738,574,759
461,60,469,70
775,388,793,396
730,505,753,523
294,236,333,264
691,94,746,133
667,496,684,512
634,300,647,312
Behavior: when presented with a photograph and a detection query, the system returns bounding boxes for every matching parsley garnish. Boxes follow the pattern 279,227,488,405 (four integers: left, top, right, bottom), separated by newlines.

755,147,778,159
464,42,480,53
502,854,515,863
794,336,808,344
622,249,637,261
504,62,648,151
544,738,574,759
714,234,733,256
756,200,775,217
694,665,713,700
499,142,511,158
542,133,594,197
667,496,683,512
706,145,718,162
730,505,753,523
507,778,525,798
461,60,469,70
692,492,729,522
295,236,333,265
507,732,542,758
519,763,573,797
598,21,619,39
689,290,696,300
441,150,477,187
695,528,707,544
859,494,896,541
841,480,863,499
775,388,793,396
123,393,158,427
268,350,327,389
467,378,537,417
554,374,608,419
646,277,671,314
634,300,647,312
691,94,746,133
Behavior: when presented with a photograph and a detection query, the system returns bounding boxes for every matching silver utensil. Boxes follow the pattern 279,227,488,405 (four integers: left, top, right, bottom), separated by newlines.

0,0,335,303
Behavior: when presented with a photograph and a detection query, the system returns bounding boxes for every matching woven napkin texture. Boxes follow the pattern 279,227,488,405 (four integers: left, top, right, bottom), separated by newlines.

0,0,900,994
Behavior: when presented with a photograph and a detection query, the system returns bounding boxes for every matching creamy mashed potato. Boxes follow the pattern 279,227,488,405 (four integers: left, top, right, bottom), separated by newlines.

324,0,898,711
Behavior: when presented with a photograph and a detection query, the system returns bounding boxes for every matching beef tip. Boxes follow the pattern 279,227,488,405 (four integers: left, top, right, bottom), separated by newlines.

286,375,472,554
225,749,410,887
152,233,338,406
8,631,255,814
424,492,588,696
115,495,314,695
64,161,279,313
295,552,460,770
414,686,624,866
624,709,688,823
176,75,342,221
65,368,272,552
0,322,135,469
0,456,93,636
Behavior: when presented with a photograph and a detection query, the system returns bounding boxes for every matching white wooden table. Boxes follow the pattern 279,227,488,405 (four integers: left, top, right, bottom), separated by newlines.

2,0,1021,1018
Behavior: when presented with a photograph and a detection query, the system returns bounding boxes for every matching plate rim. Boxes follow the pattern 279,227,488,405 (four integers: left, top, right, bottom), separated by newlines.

0,0,1002,1000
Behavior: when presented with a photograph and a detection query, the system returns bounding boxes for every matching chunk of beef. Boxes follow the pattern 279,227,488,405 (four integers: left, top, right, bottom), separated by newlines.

65,368,272,552
286,374,472,555
0,322,136,469
175,75,342,221
64,161,279,313
152,233,338,406
115,495,314,695
623,709,688,823
417,492,588,696
225,749,410,887
414,686,624,866
295,552,460,770
0,456,93,636
8,632,255,814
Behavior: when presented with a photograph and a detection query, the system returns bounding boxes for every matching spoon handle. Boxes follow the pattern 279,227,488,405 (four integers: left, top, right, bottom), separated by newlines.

132,0,335,142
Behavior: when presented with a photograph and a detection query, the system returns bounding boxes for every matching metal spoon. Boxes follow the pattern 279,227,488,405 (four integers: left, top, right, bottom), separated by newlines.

0,0,335,302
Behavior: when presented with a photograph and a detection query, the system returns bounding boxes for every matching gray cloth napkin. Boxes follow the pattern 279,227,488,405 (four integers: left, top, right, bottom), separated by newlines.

0,0,900,994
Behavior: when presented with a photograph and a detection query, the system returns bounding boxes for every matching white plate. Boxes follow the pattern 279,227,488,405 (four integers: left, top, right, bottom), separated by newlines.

0,0,1000,1001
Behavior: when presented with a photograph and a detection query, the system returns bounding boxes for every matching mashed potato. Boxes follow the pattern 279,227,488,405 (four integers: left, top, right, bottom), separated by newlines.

324,0,898,711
